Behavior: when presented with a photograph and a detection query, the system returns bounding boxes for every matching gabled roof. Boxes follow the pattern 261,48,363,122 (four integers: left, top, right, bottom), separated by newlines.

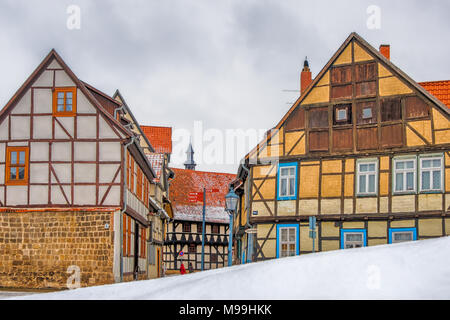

0,49,132,138
141,126,172,154
419,80,450,108
242,32,450,164
169,168,235,223
146,153,164,181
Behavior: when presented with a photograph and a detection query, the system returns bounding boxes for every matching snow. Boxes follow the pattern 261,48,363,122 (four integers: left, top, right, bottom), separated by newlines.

12,236,450,300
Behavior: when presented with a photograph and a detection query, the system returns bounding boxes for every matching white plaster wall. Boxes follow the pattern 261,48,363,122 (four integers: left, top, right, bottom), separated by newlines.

99,186,120,206
33,116,52,139
30,163,49,184
0,143,5,162
99,142,121,161
54,70,75,87
34,70,53,87
76,89,96,114
77,116,97,139
0,120,8,140
29,185,48,205
52,164,71,183
74,142,96,161
11,90,31,114
99,116,119,139
74,163,96,183
74,185,96,205
10,116,30,140
0,186,4,204
7,141,28,146
0,165,4,184
7,186,28,205
52,142,72,161
51,185,70,205
99,164,120,183
33,89,52,114
30,142,49,161
55,117,74,139
47,59,62,69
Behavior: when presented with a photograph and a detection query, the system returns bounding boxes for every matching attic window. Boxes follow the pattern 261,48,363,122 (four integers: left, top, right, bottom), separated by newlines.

333,104,352,125
53,87,76,116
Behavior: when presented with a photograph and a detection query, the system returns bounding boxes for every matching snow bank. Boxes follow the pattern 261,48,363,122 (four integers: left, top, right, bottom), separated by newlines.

13,236,450,300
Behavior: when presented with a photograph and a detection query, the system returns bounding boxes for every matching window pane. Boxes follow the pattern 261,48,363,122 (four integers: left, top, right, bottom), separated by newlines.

66,98,72,105
362,107,372,119
18,168,25,180
432,159,441,168
288,228,295,242
10,151,17,164
422,171,430,190
396,161,405,170
360,164,368,172
346,233,363,241
19,151,25,164
395,173,403,191
422,160,431,168
66,92,73,98
57,104,64,112
359,175,366,193
289,177,295,196
393,232,413,242
405,161,414,169
66,104,72,111
368,164,375,172
57,92,64,99
10,167,16,180
368,174,375,193
406,172,414,191
337,109,347,120
280,179,287,196
281,168,288,176
289,168,295,176
281,229,287,242
432,171,441,190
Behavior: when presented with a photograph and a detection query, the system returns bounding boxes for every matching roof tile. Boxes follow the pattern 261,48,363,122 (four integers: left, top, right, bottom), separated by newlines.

141,126,172,154
419,80,450,108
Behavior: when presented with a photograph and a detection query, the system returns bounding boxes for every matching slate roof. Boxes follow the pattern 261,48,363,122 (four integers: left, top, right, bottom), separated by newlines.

169,168,236,223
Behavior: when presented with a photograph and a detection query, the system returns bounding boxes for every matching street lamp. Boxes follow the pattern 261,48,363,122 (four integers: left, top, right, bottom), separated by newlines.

225,187,239,267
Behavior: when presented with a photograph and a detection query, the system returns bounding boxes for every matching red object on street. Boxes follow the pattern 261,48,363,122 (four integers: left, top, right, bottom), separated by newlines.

180,263,186,275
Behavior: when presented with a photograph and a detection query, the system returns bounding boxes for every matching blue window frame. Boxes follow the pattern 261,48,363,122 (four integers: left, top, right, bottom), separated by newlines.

276,224,299,258
277,162,298,201
340,229,367,249
388,228,417,244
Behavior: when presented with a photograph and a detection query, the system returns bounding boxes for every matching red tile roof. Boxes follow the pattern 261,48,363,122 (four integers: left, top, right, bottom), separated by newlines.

169,168,236,223
419,80,450,108
141,126,172,154
146,153,164,181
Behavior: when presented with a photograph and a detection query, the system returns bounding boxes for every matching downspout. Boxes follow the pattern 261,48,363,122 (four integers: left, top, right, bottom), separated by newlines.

120,135,136,282
241,163,252,229
114,105,125,120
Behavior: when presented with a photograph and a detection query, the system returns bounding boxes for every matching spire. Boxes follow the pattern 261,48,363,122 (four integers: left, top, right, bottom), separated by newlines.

184,139,196,170
303,56,310,70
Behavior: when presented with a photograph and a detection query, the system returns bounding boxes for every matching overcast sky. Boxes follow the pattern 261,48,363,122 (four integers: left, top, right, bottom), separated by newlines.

0,0,448,173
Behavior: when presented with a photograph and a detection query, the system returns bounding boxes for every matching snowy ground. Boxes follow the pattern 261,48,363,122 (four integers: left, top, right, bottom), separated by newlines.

10,236,450,300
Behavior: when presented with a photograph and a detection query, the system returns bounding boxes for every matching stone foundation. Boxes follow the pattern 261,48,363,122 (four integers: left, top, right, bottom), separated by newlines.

0,209,115,289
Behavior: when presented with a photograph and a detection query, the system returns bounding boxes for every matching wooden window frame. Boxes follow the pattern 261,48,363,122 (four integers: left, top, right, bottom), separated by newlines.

53,87,77,116
183,223,191,233
388,228,417,244
5,146,29,185
356,159,378,196
419,154,444,193
341,230,366,249
333,104,352,126
276,224,299,258
393,157,417,194
277,162,297,200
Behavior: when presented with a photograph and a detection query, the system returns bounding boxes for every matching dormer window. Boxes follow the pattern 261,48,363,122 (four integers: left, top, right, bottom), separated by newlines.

53,87,76,116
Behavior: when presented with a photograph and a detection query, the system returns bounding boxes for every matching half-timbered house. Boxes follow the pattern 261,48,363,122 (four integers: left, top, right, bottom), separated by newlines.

0,50,163,288
164,145,235,273
232,33,450,264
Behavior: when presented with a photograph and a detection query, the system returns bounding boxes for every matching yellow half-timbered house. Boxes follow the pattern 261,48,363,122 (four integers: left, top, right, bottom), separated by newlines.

232,33,450,263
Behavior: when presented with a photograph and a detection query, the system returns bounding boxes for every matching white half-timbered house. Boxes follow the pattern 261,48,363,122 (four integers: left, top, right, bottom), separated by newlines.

0,49,163,289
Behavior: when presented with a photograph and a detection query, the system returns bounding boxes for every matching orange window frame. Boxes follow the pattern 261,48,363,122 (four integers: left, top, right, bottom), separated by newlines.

123,214,128,256
137,168,143,200
5,147,29,185
127,216,132,256
53,87,77,116
130,159,135,193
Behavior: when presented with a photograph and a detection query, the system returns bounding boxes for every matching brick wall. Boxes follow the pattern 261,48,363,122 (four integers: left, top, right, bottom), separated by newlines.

0,210,115,289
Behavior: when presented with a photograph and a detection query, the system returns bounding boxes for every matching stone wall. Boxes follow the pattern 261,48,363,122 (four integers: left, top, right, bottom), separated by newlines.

0,209,115,289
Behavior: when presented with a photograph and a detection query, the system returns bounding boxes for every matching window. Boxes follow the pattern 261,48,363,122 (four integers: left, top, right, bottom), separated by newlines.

210,253,218,263
356,101,377,125
197,223,203,234
362,107,372,119
277,163,297,200
277,225,299,258
357,160,378,195
53,87,76,116
182,223,191,233
188,244,196,253
140,227,146,258
420,156,444,192
341,229,366,249
333,104,352,125
393,158,416,193
389,228,417,244
6,147,29,185
212,225,219,234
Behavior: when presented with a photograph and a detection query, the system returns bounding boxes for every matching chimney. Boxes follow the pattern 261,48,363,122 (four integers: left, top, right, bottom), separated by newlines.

379,44,390,60
301,57,312,95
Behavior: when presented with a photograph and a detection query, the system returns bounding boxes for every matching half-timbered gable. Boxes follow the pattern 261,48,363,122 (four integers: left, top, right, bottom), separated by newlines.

233,33,450,264
0,49,161,288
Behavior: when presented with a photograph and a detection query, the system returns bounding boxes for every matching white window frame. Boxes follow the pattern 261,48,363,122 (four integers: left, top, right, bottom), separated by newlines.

356,160,378,196
393,157,417,194
343,232,365,249
279,227,297,258
419,155,444,193
391,231,414,244
278,165,296,198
